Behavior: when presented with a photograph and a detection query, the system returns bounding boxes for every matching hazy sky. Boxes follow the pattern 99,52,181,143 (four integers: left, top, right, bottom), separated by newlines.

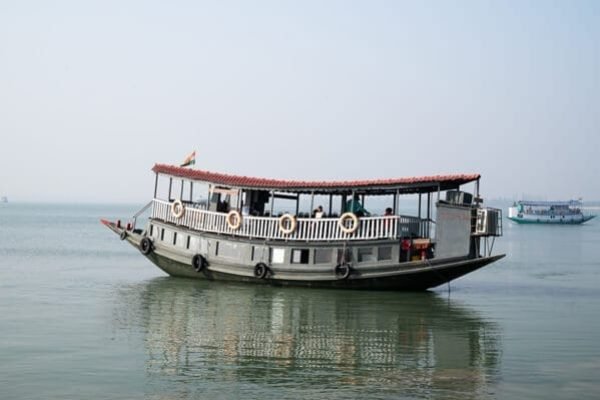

1,1,598,203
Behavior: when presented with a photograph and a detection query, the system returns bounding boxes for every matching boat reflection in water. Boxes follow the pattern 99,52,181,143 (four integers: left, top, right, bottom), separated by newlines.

113,279,502,398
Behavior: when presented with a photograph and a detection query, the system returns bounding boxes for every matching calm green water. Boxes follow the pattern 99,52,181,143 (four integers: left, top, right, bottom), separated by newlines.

1,203,599,399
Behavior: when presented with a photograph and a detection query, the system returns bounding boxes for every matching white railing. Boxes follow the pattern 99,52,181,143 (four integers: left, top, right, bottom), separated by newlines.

151,199,428,242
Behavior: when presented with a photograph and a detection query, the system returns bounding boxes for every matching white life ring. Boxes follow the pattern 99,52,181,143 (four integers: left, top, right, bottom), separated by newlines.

338,212,359,234
171,199,185,219
279,214,297,235
226,210,242,230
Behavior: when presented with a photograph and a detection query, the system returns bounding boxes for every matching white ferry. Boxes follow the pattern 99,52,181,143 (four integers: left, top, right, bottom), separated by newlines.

508,200,595,224
102,164,504,290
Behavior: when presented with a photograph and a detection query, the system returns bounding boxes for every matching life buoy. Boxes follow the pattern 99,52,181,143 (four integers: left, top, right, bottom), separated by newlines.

140,237,153,255
226,210,242,230
192,254,208,272
254,262,269,279
279,214,297,235
338,212,359,234
120,230,127,241
335,263,352,280
171,199,185,219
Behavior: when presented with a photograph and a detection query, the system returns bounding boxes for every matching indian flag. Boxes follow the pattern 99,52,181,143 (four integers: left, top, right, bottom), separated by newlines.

180,151,196,167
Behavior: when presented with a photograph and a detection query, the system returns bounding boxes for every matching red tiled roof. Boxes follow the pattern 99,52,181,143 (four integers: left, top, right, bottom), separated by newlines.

152,164,480,194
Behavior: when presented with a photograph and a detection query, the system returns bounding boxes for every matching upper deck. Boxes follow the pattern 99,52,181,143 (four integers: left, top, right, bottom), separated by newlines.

140,164,494,243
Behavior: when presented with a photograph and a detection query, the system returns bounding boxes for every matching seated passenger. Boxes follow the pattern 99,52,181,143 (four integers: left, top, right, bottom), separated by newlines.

313,205,324,218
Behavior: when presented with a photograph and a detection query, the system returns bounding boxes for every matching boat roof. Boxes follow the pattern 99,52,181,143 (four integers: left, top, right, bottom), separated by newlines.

152,164,480,195
517,200,582,207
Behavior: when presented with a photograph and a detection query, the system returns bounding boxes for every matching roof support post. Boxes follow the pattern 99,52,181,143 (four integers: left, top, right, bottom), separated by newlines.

190,182,194,203
168,178,173,201
437,183,440,203
418,193,422,220
270,191,275,216
427,192,431,237
180,179,184,200
295,194,300,216
309,191,315,216
153,173,158,199
328,194,333,216
393,191,398,214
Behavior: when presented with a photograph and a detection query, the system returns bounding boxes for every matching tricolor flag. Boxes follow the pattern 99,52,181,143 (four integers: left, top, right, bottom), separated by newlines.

180,151,196,167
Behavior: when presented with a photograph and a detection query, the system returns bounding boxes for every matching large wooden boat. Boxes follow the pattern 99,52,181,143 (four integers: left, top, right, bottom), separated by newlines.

102,164,504,290
508,200,595,224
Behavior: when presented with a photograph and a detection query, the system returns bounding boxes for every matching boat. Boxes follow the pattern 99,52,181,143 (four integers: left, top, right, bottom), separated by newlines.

508,200,595,224
101,164,505,291
1,196,7,203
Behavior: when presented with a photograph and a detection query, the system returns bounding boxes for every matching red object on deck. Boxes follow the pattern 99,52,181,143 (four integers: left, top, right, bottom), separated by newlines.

116,220,121,228
126,223,132,231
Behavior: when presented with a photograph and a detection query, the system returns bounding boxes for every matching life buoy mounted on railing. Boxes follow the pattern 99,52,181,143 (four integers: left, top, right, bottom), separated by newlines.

278,213,297,235
338,212,359,234
226,210,242,230
171,199,185,219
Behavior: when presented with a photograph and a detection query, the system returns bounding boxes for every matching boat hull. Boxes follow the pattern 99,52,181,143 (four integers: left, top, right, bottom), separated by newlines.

144,249,504,291
104,221,504,291
507,215,595,224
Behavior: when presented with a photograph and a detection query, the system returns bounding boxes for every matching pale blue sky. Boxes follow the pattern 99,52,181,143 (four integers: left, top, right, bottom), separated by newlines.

1,1,598,202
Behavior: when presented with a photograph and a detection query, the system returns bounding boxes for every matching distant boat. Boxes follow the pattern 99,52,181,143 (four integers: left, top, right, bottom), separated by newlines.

508,200,595,224
1,196,7,203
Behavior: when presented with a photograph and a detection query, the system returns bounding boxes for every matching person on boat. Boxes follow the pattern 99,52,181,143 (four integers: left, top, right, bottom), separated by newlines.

346,194,370,217
312,205,324,218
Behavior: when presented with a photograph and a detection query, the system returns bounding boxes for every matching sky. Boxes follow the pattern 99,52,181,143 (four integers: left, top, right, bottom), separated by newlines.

1,0,599,203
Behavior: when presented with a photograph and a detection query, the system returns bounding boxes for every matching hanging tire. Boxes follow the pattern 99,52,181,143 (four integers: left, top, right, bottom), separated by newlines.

335,263,352,280
140,237,153,255
120,230,127,241
192,254,208,272
254,262,269,279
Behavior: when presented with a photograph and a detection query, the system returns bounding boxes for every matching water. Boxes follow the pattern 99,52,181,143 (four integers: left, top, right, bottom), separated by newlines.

1,203,599,399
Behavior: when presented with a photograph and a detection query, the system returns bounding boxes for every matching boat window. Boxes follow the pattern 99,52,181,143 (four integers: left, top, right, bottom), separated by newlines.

358,247,376,263
378,246,392,261
161,228,165,241
314,249,332,264
291,249,309,264
150,225,153,237
186,236,191,250
216,241,242,259
173,232,177,245
252,246,268,262
271,248,285,264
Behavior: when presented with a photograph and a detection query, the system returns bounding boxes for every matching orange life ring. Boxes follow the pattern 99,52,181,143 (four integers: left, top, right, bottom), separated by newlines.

279,214,297,235
171,199,185,219
338,212,359,234
226,210,242,230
